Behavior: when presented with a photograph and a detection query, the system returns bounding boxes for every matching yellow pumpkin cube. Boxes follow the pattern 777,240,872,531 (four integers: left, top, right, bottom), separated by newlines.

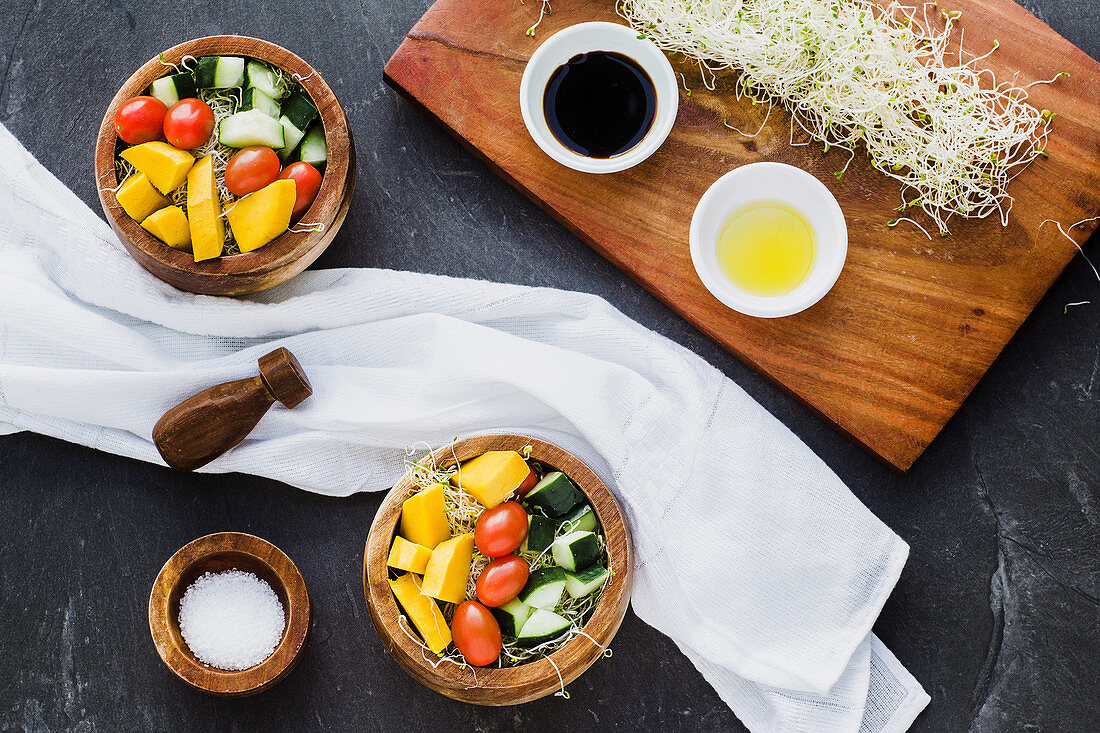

186,155,224,262
141,205,191,251
115,173,171,221
225,179,296,253
451,451,531,508
387,536,433,575
120,141,194,194
389,573,451,654
420,532,474,605
399,484,451,550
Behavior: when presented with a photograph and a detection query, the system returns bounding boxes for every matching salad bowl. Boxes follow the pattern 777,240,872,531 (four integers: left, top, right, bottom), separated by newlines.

94,35,354,295
363,434,633,705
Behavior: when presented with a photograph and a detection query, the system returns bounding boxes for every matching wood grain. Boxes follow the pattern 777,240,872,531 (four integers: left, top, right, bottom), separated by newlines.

363,434,633,705
148,532,312,696
94,36,356,295
383,0,1100,471
152,347,312,471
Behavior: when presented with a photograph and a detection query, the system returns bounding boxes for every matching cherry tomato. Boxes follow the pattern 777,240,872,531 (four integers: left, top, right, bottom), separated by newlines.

474,501,528,557
515,468,538,497
451,601,502,666
163,98,215,150
224,146,281,196
114,96,167,144
277,162,323,219
476,555,530,607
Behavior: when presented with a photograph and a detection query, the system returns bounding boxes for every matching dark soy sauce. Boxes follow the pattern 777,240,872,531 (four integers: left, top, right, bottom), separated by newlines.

543,51,657,159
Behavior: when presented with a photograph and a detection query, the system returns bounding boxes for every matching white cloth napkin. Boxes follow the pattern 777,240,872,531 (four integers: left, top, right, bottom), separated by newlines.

0,123,929,732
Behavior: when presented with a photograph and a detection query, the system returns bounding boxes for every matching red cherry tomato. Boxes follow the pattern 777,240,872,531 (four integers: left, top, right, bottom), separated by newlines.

162,98,215,150
114,96,167,144
451,601,502,666
476,555,530,607
277,162,323,219
515,468,538,497
474,501,528,557
224,146,281,197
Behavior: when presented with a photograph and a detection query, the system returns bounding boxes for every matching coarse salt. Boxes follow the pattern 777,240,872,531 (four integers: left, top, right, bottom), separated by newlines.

178,569,285,670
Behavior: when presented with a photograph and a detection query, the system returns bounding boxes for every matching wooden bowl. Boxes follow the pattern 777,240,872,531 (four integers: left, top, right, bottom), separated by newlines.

149,532,311,696
94,36,355,295
363,434,633,705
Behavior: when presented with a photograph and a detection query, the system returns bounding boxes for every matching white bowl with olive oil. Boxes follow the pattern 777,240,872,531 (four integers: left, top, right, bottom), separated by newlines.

689,162,848,318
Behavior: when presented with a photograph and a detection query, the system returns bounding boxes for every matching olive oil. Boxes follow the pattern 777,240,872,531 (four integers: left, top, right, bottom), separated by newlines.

716,202,815,296
543,51,657,159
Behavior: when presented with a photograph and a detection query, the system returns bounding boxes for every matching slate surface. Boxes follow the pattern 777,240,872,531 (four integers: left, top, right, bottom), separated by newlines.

0,1,1097,732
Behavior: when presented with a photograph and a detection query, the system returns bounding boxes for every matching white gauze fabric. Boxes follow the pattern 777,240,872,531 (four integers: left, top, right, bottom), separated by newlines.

0,123,928,732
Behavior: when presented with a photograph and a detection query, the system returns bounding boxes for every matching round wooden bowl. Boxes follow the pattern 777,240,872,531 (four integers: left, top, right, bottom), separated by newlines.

149,532,311,696
94,36,355,295
363,434,633,705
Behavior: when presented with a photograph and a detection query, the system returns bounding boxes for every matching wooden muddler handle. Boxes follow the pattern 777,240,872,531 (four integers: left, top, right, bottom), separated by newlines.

152,348,313,471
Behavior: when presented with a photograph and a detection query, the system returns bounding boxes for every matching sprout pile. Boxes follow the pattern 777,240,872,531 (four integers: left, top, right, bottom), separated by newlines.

618,0,1062,234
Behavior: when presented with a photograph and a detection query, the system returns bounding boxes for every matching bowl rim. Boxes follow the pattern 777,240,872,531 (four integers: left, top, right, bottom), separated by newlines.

363,434,633,705
148,531,311,696
519,21,679,174
689,161,849,318
93,35,353,286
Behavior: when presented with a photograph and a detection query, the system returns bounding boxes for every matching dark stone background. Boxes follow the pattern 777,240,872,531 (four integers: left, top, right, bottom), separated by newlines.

0,1,1096,731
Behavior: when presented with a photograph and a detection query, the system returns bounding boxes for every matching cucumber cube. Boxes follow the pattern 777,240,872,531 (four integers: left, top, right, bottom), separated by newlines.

551,531,600,572
242,87,280,119
491,598,534,637
519,566,567,609
523,472,582,517
565,564,609,598
520,515,554,554
557,503,598,534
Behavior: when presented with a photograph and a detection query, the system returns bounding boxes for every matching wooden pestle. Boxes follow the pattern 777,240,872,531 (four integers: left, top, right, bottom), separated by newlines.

153,348,312,471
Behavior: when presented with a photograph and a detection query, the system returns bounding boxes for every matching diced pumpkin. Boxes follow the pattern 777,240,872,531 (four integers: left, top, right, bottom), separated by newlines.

387,536,433,575
399,484,451,550
225,179,296,253
141,205,191,251
388,573,451,655
451,451,532,508
186,155,224,262
420,532,474,604
120,141,194,194
115,173,171,221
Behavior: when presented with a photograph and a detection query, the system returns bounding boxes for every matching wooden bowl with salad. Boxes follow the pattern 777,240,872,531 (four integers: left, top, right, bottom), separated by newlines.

94,35,354,295
363,434,633,705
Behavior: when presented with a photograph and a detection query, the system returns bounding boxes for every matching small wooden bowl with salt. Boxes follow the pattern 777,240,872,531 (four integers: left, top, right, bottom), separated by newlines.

363,434,633,705
149,532,311,696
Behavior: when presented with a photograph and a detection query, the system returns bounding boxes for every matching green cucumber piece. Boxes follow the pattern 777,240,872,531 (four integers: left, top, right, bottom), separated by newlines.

148,73,196,107
518,566,567,609
194,56,245,89
245,60,287,99
520,515,554,555
565,564,609,598
276,116,308,161
218,110,285,149
523,471,582,517
297,123,327,165
490,598,533,637
516,609,571,648
551,530,600,572
557,503,597,534
280,90,318,130
241,87,280,119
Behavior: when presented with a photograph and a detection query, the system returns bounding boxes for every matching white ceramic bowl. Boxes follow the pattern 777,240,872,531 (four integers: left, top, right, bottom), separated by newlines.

689,163,848,318
519,22,678,174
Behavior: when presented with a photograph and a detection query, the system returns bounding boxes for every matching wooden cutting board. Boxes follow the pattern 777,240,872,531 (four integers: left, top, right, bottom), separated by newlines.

383,0,1100,471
